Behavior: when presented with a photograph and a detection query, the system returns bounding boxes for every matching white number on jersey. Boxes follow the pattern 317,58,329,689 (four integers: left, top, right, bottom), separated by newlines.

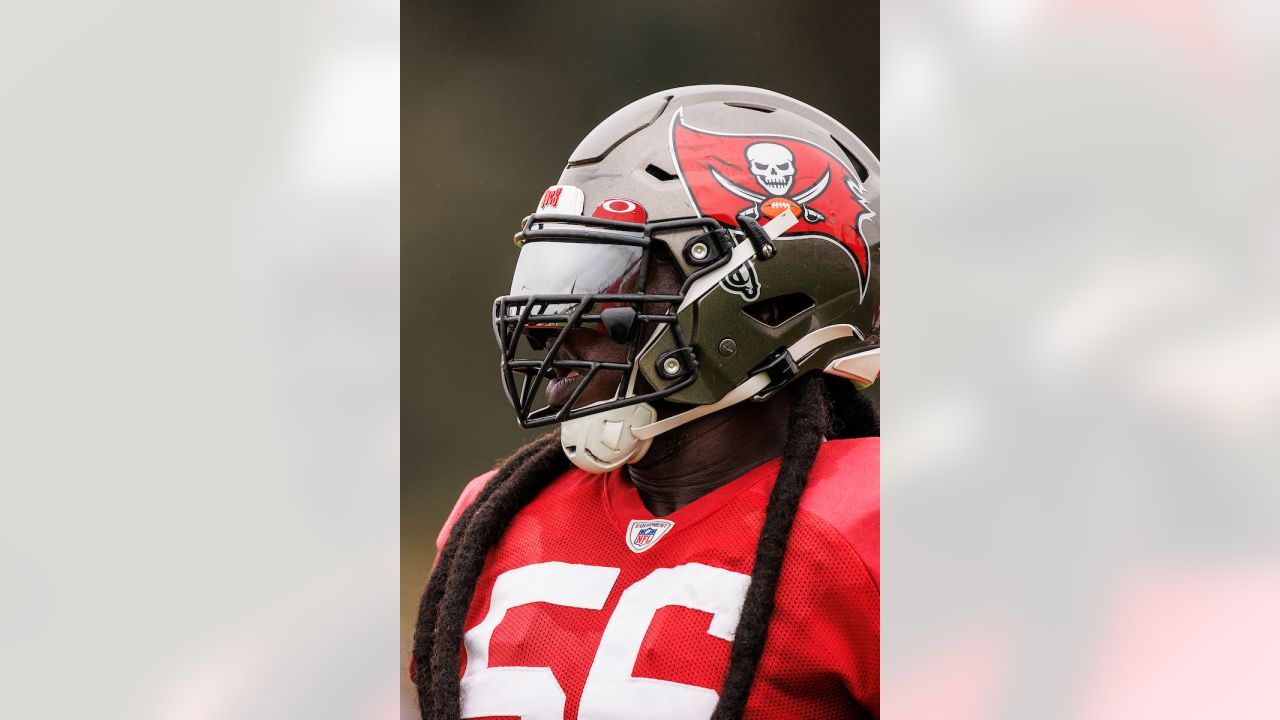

458,561,751,720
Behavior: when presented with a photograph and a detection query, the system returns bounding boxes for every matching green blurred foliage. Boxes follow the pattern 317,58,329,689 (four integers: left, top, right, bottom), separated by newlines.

402,0,878,633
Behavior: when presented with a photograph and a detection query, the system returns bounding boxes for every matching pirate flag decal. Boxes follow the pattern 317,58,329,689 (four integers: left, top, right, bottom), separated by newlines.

669,109,875,301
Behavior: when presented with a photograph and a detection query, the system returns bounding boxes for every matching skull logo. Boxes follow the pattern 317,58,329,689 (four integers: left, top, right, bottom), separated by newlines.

746,142,795,196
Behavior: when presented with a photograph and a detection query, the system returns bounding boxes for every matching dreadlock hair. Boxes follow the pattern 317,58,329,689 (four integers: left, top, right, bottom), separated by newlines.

413,373,878,719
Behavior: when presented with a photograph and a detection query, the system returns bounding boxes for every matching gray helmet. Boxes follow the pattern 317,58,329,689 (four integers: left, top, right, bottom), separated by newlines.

494,85,879,472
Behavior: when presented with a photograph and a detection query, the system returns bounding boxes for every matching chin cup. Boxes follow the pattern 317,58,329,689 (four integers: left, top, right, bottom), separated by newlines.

559,402,658,473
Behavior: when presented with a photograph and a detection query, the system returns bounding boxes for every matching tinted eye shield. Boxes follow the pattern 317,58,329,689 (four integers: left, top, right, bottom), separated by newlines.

493,212,735,428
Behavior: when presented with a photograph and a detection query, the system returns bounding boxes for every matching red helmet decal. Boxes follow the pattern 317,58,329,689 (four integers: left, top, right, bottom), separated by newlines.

591,197,647,224
670,110,874,299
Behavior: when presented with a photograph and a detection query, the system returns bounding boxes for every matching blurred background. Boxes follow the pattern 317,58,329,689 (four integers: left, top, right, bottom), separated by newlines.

402,0,878,715
4,0,1279,718
881,0,1280,718
1,0,398,717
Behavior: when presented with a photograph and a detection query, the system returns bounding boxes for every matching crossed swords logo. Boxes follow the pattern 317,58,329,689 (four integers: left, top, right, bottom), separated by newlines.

710,141,831,223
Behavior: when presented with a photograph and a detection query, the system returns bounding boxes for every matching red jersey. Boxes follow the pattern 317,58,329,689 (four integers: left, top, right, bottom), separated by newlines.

434,438,879,720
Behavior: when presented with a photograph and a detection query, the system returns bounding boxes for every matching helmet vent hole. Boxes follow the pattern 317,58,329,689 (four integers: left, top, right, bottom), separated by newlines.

742,292,815,327
645,163,678,181
724,101,776,113
831,135,870,182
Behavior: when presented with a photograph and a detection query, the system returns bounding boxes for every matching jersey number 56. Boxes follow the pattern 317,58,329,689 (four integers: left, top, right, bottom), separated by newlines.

460,561,750,720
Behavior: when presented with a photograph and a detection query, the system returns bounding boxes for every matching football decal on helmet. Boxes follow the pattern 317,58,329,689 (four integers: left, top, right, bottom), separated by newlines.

670,109,875,300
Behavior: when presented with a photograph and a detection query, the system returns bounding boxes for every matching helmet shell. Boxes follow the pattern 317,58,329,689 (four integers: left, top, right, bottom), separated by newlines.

556,85,879,405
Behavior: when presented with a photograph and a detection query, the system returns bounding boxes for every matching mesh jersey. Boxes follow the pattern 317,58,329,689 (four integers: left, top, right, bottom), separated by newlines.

434,437,879,720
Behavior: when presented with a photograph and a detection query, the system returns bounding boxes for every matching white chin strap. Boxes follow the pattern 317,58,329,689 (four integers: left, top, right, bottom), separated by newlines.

559,323,863,474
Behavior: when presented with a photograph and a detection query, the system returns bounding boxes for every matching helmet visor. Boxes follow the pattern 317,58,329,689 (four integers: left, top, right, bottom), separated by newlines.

511,240,644,297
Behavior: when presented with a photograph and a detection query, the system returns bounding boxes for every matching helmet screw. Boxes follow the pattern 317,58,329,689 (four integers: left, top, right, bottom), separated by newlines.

662,357,683,377
760,243,776,259
718,338,737,357
690,242,709,260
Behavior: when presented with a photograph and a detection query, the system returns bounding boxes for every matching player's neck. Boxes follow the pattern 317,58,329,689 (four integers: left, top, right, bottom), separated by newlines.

625,387,792,517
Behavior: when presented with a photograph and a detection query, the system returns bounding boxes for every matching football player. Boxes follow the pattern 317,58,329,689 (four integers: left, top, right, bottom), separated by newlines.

412,85,880,719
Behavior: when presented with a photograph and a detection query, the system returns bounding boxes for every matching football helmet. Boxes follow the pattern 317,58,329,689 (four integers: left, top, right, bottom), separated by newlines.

493,85,879,472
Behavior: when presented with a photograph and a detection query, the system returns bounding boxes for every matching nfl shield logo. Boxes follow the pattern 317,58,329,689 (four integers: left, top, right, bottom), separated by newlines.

625,519,675,554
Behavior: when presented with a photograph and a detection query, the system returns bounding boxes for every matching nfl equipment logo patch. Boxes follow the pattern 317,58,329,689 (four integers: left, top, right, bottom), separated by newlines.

625,519,675,554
